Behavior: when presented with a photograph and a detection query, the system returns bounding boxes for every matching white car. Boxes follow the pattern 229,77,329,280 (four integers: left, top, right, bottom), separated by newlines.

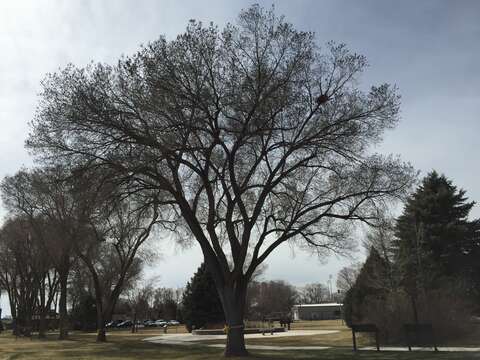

168,320,180,325
154,319,167,327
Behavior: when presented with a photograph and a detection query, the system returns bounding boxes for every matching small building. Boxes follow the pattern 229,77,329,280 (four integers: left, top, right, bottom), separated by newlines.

292,303,342,321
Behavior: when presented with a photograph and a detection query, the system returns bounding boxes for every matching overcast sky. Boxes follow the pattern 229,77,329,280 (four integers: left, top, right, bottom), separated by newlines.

1,0,479,315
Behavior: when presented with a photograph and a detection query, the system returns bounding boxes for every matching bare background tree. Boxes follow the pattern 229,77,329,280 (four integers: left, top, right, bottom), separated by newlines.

126,280,155,333
1,166,160,341
151,287,182,321
74,191,159,342
299,283,330,304
0,218,39,337
27,5,414,356
1,168,77,339
0,216,60,338
336,263,362,294
245,280,297,320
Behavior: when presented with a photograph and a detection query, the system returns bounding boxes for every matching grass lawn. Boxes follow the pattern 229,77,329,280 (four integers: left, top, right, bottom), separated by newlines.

0,320,479,360
233,319,480,348
245,320,358,347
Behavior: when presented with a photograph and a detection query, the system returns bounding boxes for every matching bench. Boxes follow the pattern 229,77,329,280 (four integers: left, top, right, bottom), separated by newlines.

404,323,438,351
351,323,380,351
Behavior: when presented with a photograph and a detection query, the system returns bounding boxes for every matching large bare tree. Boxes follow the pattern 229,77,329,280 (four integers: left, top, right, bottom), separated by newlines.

73,187,159,342
0,217,54,337
27,5,414,356
1,169,76,339
2,166,159,342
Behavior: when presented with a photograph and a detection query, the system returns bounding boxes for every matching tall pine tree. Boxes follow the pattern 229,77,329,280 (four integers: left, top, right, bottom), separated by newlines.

394,171,480,313
181,263,225,331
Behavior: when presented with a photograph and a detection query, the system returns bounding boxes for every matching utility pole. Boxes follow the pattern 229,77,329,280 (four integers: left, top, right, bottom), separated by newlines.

328,275,333,301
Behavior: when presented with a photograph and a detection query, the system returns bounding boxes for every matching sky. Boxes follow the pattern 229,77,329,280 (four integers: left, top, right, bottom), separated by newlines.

0,0,479,316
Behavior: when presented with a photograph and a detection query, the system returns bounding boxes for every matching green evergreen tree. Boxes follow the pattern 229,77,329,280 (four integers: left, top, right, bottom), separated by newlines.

394,171,480,317
465,219,480,308
181,263,225,332
344,247,390,326
395,172,478,283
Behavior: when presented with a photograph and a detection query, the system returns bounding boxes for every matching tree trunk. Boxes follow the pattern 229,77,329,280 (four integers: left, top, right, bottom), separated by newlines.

410,293,419,324
96,299,107,342
58,271,69,340
38,310,47,339
96,322,107,342
8,291,19,336
221,284,248,357
131,312,137,333
97,330,107,342
38,281,47,339
24,312,32,337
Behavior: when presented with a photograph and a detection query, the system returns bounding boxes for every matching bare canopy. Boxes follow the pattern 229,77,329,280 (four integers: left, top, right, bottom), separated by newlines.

28,5,414,356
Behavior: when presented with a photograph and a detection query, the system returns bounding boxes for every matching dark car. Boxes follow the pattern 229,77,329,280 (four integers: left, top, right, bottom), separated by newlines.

143,320,156,327
106,319,124,328
116,320,133,328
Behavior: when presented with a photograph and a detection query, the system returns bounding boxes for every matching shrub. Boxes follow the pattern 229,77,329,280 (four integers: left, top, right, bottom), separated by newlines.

355,287,474,344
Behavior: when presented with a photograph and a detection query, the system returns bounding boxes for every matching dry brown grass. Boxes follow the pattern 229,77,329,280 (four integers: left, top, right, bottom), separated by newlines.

0,320,478,360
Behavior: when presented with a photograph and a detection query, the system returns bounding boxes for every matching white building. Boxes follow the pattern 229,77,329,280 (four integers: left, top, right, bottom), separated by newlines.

292,303,343,321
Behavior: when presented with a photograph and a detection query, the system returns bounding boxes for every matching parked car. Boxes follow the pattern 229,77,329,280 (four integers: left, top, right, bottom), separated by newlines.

144,320,156,327
106,320,124,328
167,320,180,326
117,320,133,328
154,319,167,327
